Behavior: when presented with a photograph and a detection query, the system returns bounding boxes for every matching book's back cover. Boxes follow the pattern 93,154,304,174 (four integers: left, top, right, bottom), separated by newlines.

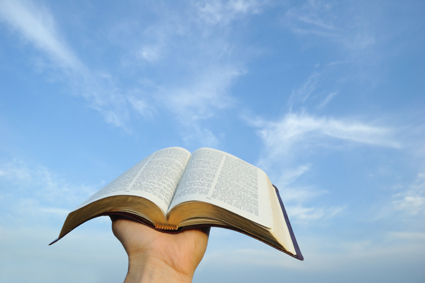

274,185,304,261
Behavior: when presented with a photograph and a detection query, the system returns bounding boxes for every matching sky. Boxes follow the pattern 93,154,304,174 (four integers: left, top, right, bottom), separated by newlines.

0,0,424,282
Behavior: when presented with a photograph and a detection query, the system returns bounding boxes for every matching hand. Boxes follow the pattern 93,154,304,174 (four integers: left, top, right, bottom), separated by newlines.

112,217,210,283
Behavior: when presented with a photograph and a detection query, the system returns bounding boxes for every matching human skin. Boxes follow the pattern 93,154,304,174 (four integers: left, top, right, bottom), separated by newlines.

112,218,210,283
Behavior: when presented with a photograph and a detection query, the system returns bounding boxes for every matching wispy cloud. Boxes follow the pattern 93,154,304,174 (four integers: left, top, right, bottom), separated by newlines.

317,91,338,109
282,0,338,38
0,0,84,71
252,112,399,165
0,0,134,128
288,72,320,110
275,164,327,203
161,66,240,122
278,164,311,187
282,0,376,51
286,70,341,112
193,0,265,26
393,172,425,215
182,125,221,148
136,45,162,64
276,167,344,223
287,204,345,222
0,159,94,207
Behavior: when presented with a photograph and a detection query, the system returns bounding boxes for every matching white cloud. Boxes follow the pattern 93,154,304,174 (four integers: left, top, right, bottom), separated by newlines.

0,160,33,182
393,172,425,215
282,0,337,37
253,112,399,165
127,95,154,118
136,45,162,63
194,0,265,26
157,65,241,147
11,198,70,220
163,66,239,121
280,186,328,204
182,125,221,148
38,206,70,216
270,163,342,223
278,164,311,187
317,91,338,109
0,0,83,71
287,205,345,222
0,159,95,207
275,164,328,205
286,71,340,111
282,0,376,51
0,0,134,128
288,72,320,110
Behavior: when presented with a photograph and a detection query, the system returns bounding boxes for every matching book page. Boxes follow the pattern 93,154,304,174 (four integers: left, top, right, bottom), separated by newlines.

169,148,273,228
75,147,191,215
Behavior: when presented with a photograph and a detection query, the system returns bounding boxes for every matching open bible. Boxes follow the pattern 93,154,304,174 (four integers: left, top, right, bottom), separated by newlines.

51,147,303,260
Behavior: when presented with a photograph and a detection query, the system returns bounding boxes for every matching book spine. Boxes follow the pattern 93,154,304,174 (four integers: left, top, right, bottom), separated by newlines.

155,224,178,230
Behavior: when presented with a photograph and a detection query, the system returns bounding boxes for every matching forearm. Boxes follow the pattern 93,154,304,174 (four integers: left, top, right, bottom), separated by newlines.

124,256,194,283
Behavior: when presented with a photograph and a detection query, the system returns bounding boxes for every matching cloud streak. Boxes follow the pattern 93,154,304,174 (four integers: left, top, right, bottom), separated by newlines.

0,159,94,207
194,0,265,26
282,0,376,51
253,112,399,163
288,72,320,110
393,172,425,215
0,0,83,71
0,0,133,128
317,91,338,109
161,66,240,122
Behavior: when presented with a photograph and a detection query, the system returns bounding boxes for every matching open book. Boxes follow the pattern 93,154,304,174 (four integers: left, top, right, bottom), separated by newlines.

51,147,303,260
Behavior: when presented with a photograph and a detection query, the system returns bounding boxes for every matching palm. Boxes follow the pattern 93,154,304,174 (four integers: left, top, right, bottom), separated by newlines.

112,218,210,279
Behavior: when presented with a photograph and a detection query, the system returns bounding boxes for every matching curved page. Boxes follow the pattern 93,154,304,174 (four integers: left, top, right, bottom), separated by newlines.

75,147,191,215
169,148,272,228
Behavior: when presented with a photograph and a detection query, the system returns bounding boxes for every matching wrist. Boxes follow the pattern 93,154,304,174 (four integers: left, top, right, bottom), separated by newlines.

125,255,193,283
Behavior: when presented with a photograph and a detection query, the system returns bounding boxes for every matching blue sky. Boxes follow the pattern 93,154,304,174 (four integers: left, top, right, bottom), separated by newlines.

0,0,424,282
